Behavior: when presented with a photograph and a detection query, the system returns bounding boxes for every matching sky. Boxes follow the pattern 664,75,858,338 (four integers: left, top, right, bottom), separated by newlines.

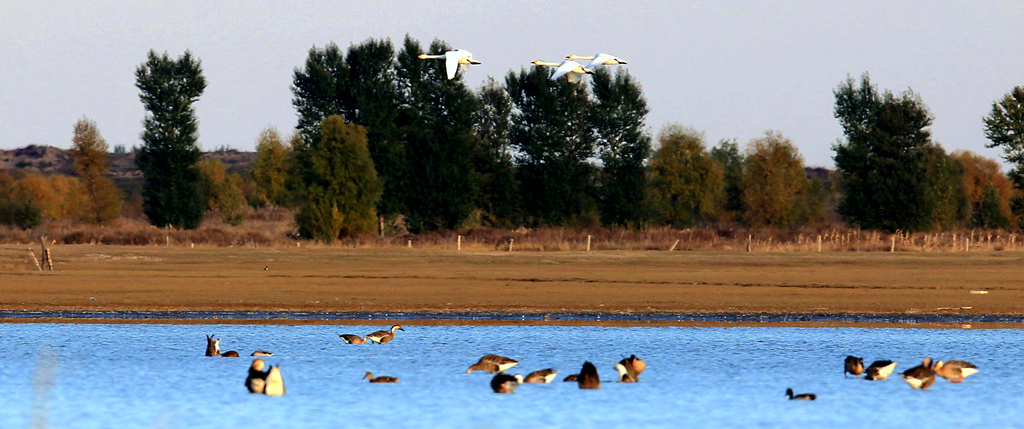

2,1,1023,168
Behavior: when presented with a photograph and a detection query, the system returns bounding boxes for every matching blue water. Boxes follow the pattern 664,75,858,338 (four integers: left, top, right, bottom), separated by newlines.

0,323,1015,428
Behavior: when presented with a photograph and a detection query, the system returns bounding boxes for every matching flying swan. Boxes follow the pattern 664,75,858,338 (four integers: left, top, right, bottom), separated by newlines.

531,59,594,83
565,53,627,70
417,49,481,80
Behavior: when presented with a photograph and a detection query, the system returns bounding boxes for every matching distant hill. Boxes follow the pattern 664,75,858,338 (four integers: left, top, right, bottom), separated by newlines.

0,145,255,189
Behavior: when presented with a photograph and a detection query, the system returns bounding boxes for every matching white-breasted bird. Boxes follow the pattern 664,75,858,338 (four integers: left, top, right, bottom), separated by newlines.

417,49,481,80
532,59,594,83
565,53,627,69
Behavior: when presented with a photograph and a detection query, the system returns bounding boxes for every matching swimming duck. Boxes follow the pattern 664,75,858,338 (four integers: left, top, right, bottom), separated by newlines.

491,373,523,393
251,350,274,357
577,362,601,389
844,356,864,377
863,360,898,381
562,374,579,382
785,388,816,400
366,325,404,344
523,368,558,383
900,358,936,390
934,360,978,383
339,334,367,344
246,359,268,393
467,354,519,374
363,371,400,383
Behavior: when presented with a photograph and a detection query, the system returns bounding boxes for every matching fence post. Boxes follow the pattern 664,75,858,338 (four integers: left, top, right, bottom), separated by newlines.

746,235,752,253
817,235,822,252
458,235,462,251
586,235,591,252
509,239,514,252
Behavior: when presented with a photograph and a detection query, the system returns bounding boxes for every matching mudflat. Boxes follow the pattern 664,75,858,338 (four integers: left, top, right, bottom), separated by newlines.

1,245,1021,323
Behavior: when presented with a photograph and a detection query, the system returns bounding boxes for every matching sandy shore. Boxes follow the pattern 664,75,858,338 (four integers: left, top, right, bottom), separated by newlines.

1,244,1022,327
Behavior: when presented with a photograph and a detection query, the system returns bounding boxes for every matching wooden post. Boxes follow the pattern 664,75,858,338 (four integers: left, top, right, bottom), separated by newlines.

966,237,970,252
817,235,822,252
407,240,412,248
586,235,591,252
508,239,514,252
458,235,462,251
746,235,752,253
28,248,42,271
378,214,385,238
668,239,679,252
890,235,896,253
38,237,51,271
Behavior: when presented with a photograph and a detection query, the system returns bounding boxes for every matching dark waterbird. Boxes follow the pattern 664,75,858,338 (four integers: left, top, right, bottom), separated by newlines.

785,388,816,400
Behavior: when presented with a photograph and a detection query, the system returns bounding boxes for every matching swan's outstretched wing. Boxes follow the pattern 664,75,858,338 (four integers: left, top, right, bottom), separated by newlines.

445,51,462,80
551,61,579,80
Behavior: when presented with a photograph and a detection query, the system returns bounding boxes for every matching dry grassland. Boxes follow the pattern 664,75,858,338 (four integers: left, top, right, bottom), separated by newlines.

1,244,1023,325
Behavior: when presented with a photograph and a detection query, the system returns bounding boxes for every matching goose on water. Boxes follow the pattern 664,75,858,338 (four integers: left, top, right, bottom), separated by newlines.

785,388,816,400
934,360,978,383
523,368,558,383
844,355,864,378
901,358,937,390
467,354,519,374
863,360,897,381
366,325,404,344
491,373,523,393
339,334,367,344
577,361,600,389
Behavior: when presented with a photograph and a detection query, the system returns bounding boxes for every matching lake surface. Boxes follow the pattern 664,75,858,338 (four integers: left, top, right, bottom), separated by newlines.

0,323,1015,428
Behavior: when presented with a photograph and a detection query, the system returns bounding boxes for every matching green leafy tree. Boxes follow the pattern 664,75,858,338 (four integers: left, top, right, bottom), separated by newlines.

197,159,247,226
250,127,292,208
833,74,937,232
473,78,520,227
70,117,122,224
741,131,808,227
292,40,404,224
710,139,744,221
295,115,382,242
506,66,596,226
983,86,1024,223
649,125,722,228
394,37,479,232
590,68,652,228
135,50,206,229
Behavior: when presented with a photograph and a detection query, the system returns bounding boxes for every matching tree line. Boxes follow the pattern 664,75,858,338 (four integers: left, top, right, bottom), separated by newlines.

2,39,1023,241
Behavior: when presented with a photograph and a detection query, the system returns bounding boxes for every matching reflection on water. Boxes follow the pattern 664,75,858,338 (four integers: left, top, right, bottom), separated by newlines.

0,323,1014,428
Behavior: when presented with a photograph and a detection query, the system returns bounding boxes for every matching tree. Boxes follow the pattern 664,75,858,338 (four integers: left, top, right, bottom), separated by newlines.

70,117,122,224
710,139,744,221
507,66,596,226
250,127,292,208
197,159,247,226
951,150,1012,229
473,77,520,227
590,68,652,228
983,86,1024,224
833,74,937,232
292,40,404,223
741,131,809,227
984,87,1024,174
295,115,382,242
135,50,206,229
648,125,722,228
394,37,479,232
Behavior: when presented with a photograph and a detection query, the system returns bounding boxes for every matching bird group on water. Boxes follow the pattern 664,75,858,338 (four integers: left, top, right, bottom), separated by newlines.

210,328,979,400
417,49,627,82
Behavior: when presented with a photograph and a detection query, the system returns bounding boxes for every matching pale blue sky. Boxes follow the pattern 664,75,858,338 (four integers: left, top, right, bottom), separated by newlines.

2,1,1022,168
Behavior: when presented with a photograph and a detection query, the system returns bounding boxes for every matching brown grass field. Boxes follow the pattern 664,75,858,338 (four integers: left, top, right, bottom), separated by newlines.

2,243,1024,328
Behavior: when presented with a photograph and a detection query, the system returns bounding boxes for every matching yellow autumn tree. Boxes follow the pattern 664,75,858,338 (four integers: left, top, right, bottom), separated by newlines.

70,117,122,224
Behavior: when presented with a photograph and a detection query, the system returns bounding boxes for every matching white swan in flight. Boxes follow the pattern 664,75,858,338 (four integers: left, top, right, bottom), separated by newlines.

565,53,627,70
532,59,594,83
418,49,481,80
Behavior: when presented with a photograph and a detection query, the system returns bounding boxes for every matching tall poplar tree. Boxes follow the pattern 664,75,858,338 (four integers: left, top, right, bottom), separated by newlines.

507,66,595,226
135,50,206,229
590,68,651,227
395,37,478,231
474,78,520,227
